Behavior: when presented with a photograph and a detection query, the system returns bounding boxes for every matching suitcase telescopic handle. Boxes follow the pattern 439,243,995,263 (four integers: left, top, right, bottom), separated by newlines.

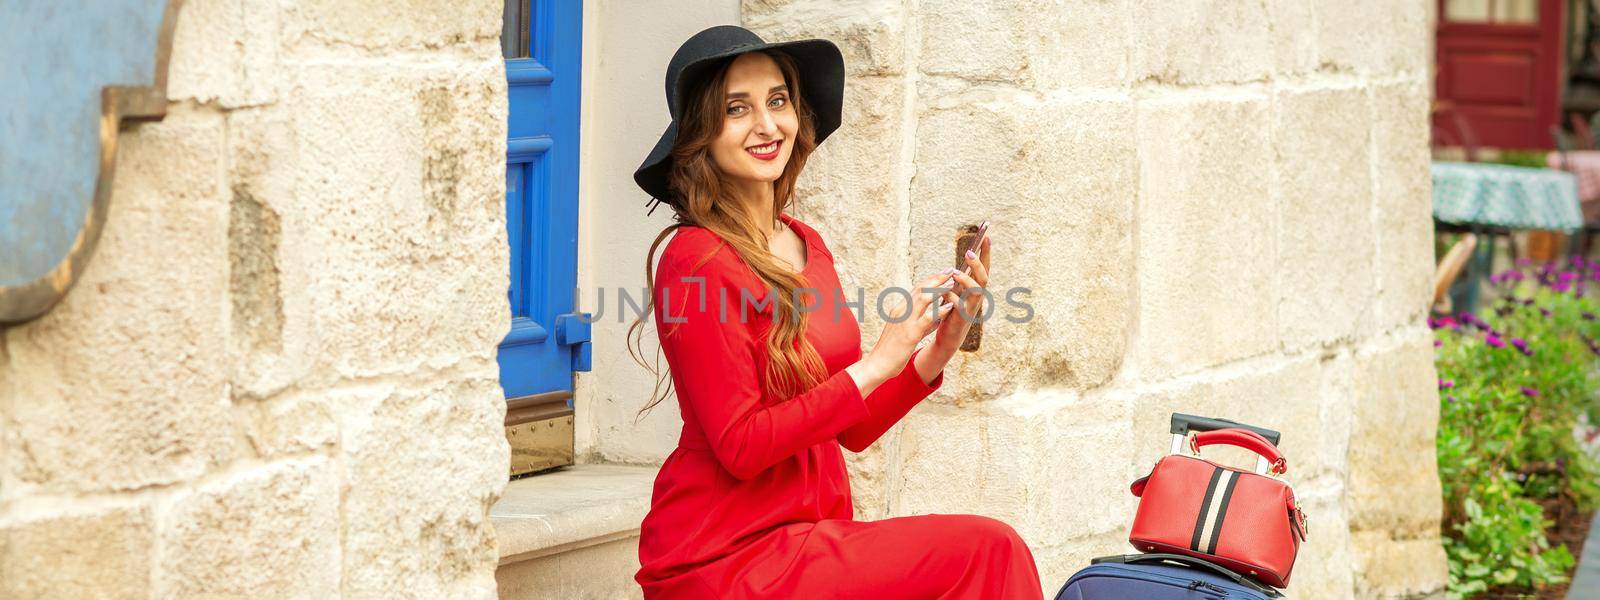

1170,413,1282,445
1192,429,1288,475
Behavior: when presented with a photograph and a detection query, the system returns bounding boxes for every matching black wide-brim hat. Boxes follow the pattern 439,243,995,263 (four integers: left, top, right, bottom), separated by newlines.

634,25,845,216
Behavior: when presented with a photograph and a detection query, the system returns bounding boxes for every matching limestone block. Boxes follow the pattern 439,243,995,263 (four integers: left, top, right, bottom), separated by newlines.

1346,333,1443,536
496,537,643,600
743,0,907,77
282,0,501,52
0,339,9,497
226,108,308,401
1350,530,1450,598
0,504,153,599
168,0,280,108
1316,0,1431,77
1286,481,1358,599
1266,0,1318,78
1130,95,1277,380
894,395,1138,547
1130,0,1272,85
2,107,237,493
1371,80,1434,332
1276,86,1375,349
283,65,511,381
340,377,509,598
919,0,1129,90
843,437,893,521
239,389,339,457
893,403,981,515
910,95,1136,392
1311,352,1358,482
156,458,339,597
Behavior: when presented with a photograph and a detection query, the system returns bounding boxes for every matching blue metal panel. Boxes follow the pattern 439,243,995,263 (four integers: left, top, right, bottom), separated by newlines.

499,0,588,399
0,0,179,322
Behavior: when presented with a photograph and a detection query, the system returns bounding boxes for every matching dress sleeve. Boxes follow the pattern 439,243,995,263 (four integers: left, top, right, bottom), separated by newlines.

656,245,873,480
836,346,946,453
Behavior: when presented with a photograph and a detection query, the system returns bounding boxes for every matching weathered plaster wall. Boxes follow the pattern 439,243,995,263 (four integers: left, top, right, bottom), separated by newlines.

0,1,511,597
593,1,1444,597
575,0,744,465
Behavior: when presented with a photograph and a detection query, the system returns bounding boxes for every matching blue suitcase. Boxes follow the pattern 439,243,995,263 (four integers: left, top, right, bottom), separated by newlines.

1054,554,1282,599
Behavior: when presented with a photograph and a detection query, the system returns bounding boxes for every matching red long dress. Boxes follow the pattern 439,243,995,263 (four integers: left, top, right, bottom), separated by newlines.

635,213,1044,599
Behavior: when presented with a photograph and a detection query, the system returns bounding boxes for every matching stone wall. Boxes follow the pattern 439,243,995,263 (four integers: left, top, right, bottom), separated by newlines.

0,1,510,597
0,0,1445,597
738,0,1442,596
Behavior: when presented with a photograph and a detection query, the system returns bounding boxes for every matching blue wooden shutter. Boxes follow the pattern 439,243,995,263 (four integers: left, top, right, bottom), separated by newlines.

499,0,588,401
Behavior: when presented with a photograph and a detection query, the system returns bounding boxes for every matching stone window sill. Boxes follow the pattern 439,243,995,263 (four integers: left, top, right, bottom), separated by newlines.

491,464,656,564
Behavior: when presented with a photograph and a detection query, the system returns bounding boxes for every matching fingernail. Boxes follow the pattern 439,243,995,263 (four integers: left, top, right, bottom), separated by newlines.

966,250,977,260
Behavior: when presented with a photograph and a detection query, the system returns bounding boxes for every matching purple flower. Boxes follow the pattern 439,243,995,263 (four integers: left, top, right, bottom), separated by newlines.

1521,386,1540,397
1558,457,1568,470
1439,379,1455,390
1434,339,1444,348
1511,338,1533,356
1487,333,1506,348
1447,395,1458,404
1561,271,1581,283
1553,282,1572,294
1583,312,1596,321
1540,307,1554,317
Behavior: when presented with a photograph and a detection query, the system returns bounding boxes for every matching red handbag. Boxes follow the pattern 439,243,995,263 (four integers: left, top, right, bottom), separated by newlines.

1128,427,1308,588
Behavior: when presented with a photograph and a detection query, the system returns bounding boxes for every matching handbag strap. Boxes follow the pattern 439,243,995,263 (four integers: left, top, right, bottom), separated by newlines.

1191,428,1288,475
1090,553,1283,597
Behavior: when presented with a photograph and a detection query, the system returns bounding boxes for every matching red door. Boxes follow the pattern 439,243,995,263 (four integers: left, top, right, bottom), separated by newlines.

1434,0,1566,150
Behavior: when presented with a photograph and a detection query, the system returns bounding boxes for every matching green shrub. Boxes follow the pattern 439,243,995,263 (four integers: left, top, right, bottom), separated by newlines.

1434,260,1600,597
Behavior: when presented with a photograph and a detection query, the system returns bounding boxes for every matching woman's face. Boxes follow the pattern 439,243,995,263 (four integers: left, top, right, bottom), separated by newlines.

708,52,798,188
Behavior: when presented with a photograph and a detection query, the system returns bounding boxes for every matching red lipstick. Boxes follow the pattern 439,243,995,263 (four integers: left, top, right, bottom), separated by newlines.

746,139,782,161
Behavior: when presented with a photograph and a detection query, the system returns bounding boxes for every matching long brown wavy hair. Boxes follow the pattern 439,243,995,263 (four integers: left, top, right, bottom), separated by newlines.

628,50,825,422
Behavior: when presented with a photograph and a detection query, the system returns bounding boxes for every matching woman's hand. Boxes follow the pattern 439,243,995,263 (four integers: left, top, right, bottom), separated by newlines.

905,233,992,384
854,270,957,384
932,233,992,352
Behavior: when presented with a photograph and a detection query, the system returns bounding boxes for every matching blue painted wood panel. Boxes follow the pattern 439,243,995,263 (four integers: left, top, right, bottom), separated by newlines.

499,0,588,400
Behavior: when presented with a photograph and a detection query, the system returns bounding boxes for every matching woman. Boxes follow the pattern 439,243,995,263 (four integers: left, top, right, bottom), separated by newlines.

626,25,1043,599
